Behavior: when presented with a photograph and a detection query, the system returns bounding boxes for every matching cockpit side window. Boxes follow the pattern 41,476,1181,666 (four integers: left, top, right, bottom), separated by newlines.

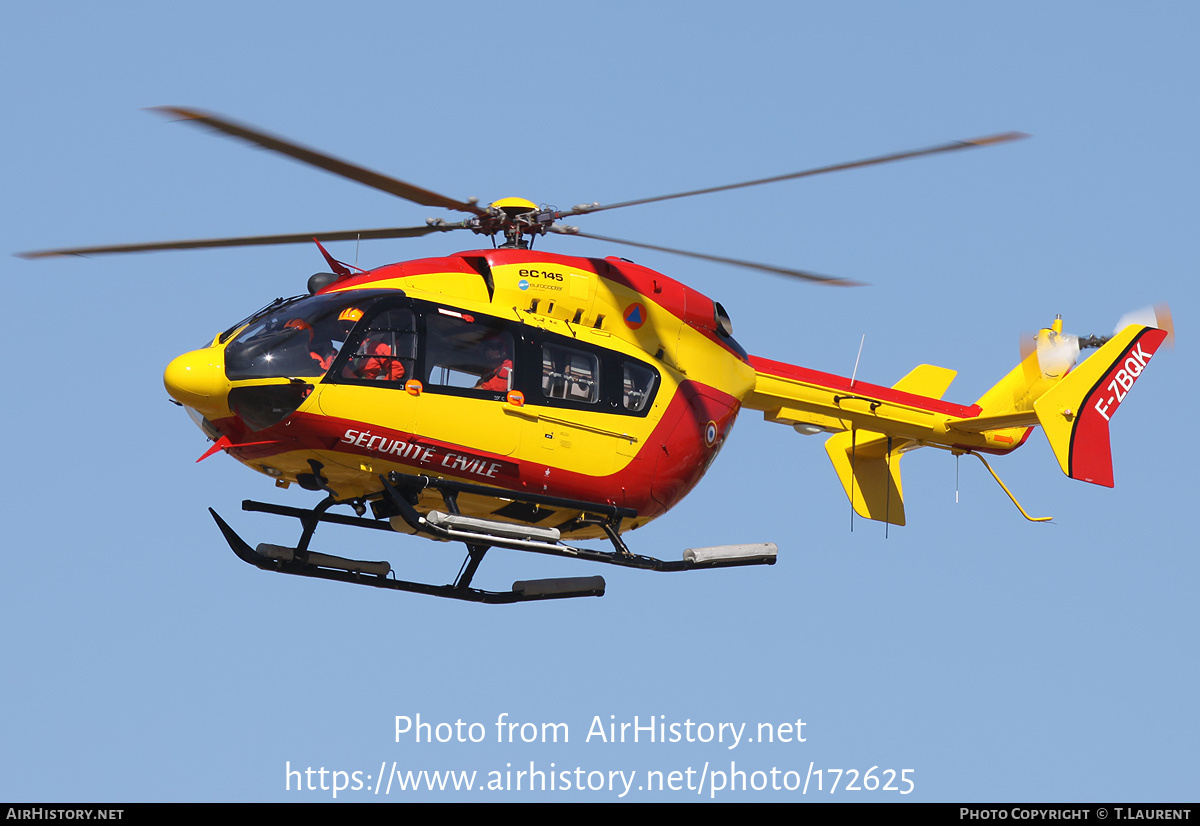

337,308,416,385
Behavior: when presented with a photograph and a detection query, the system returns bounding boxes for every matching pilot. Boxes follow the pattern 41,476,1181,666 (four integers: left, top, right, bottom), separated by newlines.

475,333,512,391
285,318,338,374
335,306,363,339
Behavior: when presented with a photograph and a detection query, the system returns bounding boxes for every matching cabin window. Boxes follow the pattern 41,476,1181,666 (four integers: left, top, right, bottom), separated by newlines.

425,311,515,394
622,361,657,412
340,307,416,384
541,343,599,404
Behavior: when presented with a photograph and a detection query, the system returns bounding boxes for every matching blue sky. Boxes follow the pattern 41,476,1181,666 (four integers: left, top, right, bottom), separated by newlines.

2,1,1195,802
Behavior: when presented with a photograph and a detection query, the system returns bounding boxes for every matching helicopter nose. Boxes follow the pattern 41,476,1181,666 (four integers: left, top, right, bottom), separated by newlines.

164,348,229,415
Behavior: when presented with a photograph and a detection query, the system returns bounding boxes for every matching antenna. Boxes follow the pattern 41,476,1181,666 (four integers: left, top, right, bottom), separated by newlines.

850,334,865,388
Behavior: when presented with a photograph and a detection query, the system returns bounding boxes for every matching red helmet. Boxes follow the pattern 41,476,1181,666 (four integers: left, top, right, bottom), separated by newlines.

285,318,314,338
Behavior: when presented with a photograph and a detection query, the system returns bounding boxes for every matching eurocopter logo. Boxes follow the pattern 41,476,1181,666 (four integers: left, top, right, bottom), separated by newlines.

623,302,647,330
518,279,530,290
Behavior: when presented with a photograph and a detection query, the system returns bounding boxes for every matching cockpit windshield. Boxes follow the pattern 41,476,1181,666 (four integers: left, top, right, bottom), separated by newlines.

224,291,387,380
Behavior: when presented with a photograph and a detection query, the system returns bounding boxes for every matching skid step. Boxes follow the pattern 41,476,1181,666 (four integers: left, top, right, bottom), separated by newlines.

257,543,391,577
513,576,606,598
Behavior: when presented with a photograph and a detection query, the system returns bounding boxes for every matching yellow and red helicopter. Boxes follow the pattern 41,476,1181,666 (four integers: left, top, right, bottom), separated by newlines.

21,108,1173,604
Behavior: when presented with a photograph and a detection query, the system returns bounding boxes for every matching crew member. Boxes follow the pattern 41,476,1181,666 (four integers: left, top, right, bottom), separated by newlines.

358,339,406,382
285,318,338,374
475,334,512,391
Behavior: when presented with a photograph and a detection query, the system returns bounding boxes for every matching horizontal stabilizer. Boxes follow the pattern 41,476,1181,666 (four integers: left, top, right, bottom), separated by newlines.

1034,325,1168,487
891,364,957,399
949,409,1039,433
258,543,392,576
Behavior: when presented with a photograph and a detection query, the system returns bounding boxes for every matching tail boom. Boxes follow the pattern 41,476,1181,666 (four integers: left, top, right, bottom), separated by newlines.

745,321,1167,523
745,357,1027,456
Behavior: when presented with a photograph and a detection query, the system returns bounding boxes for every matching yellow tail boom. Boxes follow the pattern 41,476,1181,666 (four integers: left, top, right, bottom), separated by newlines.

744,322,1169,524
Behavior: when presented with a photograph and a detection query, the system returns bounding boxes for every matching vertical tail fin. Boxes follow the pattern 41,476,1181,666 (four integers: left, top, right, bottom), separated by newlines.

1034,325,1168,487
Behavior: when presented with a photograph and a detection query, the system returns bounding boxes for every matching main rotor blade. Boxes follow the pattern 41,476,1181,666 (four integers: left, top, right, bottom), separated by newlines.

558,132,1029,218
17,224,463,259
547,226,864,286
149,106,486,215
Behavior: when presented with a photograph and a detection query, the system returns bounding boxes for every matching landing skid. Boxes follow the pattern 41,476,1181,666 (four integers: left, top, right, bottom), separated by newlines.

209,471,777,603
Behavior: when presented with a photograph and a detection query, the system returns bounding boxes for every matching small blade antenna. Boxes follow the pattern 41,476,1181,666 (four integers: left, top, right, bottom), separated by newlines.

850,334,866,388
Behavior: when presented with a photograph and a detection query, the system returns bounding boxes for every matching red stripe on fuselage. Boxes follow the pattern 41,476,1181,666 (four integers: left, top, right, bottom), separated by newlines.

324,250,751,363
749,355,983,419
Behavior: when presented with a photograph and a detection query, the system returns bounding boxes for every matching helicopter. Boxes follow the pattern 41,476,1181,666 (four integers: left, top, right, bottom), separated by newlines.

20,108,1172,604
